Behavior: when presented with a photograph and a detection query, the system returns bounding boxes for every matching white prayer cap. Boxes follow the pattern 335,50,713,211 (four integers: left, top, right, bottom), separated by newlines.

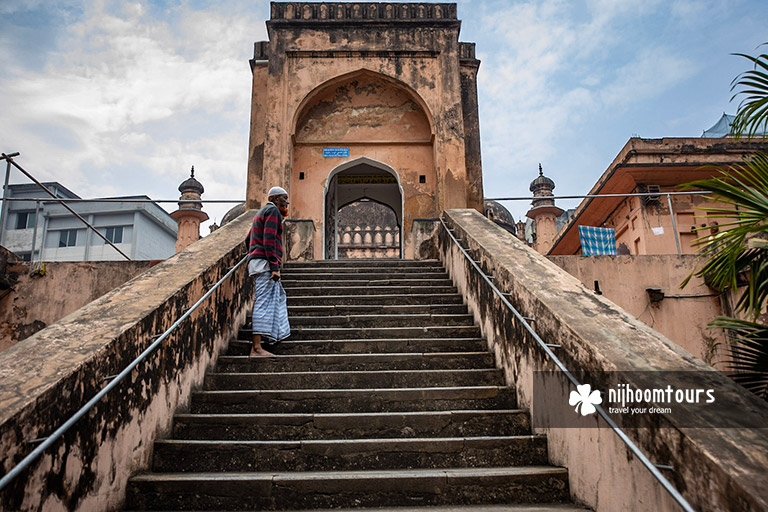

267,186,288,197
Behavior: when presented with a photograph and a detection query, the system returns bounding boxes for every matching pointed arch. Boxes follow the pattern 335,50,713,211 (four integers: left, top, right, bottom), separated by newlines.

322,157,404,259
291,69,435,141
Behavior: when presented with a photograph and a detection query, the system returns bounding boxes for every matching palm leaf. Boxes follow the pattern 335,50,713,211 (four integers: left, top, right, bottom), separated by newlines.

709,317,768,399
730,46,768,140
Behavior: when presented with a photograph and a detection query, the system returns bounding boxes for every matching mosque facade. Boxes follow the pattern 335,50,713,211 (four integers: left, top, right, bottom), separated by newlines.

246,2,484,259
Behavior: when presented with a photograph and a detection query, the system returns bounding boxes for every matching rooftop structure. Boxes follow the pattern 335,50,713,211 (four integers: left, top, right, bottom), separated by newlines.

0,182,177,262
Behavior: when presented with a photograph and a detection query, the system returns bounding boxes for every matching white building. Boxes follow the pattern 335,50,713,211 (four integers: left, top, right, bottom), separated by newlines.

1,183,177,262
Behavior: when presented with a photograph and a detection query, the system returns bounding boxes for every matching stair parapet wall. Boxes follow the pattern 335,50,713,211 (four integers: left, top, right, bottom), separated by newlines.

0,210,257,511
439,208,768,512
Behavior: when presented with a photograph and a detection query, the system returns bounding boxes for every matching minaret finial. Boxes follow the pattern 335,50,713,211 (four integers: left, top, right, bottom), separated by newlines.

190,165,195,178
538,163,543,176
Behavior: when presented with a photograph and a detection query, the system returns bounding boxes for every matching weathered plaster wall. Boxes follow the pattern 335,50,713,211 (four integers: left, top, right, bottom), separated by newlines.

439,209,768,512
412,218,440,260
284,219,315,261
0,261,153,352
246,56,268,211
0,211,256,511
270,42,468,215
601,192,735,256
459,42,483,212
548,255,727,366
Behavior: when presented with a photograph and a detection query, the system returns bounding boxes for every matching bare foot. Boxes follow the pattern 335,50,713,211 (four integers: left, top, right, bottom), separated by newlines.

249,346,274,357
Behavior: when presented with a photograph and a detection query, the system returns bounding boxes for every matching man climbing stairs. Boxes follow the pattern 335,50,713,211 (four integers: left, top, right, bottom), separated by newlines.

125,259,585,510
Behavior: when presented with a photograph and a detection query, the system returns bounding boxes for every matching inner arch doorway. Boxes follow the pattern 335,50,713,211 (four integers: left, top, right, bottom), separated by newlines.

324,158,403,259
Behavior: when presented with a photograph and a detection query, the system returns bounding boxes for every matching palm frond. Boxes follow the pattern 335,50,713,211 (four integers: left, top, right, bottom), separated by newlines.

709,317,768,399
730,46,768,140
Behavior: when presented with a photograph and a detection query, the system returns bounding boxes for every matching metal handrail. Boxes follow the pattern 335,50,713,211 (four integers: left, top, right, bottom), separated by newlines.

439,216,696,512
485,190,713,201
0,254,249,492
0,198,244,204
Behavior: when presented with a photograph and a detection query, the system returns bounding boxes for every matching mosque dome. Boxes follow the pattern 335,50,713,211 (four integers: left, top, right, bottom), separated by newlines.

179,166,204,195
529,164,555,192
483,200,516,236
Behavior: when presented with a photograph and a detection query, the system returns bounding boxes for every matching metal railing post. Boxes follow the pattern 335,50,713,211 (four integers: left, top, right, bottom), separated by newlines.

667,193,682,255
0,152,19,246
30,201,40,262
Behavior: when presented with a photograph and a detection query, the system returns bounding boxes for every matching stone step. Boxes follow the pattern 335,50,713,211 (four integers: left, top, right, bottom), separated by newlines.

226,338,488,356
126,466,570,510
282,285,458,296
282,326,482,341
125,506,587,512
287,294,464,306
171,410,533,441
204,368,506,390
287,303,468,316
282,278,454,288
151,436,548,473
286,313,475,328
284,266,446,275
190,386,516,414
238,326,482,343
288,505,589,512
215,352,494,372
283,259,442,269
283,271,450,281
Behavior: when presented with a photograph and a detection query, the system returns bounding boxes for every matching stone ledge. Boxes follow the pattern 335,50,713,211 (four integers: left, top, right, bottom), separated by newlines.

440,208,768,512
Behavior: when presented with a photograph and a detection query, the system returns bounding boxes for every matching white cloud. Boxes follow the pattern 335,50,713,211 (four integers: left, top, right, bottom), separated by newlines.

599,47,697,109
0,0,266,232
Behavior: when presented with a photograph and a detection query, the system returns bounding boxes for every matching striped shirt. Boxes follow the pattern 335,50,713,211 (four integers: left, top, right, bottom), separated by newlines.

247,202,283,272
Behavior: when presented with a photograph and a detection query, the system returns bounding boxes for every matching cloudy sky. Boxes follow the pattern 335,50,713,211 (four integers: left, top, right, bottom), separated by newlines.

1,0,767,229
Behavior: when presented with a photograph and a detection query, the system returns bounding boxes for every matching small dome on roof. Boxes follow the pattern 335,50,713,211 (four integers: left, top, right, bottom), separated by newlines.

221,202,246,227
179,166,204,195
484,200,516,236
483,200,515,225
529,164,555,192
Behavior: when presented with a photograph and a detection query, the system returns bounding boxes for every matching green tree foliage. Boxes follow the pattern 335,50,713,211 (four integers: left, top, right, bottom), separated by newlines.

730,45,768,140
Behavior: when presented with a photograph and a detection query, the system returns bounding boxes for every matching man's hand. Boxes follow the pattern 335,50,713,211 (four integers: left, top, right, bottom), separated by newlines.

271,271,281,281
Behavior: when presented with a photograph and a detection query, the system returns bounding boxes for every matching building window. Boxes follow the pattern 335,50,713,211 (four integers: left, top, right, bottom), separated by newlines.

59,230,77,247
14,212,36,229
105,226,123,244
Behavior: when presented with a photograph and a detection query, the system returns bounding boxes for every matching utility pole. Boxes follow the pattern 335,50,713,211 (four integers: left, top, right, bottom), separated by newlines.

0,152,20,246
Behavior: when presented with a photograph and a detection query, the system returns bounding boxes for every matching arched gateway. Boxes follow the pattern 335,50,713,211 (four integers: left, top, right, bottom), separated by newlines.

246,2,484,259
324,158,404,259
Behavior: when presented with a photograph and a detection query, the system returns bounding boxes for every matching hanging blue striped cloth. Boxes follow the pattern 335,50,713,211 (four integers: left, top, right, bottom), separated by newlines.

578,226,617,255
251,272,291,345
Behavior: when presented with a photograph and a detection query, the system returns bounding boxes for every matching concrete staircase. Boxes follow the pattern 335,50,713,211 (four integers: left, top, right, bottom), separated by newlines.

125,259,584,511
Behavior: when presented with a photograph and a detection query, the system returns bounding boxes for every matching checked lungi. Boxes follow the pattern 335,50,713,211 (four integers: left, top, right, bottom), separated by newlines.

251,271,290,344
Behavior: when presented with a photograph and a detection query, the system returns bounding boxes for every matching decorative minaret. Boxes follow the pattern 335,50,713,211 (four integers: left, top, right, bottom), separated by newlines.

171,166,209,253
526,164,563,254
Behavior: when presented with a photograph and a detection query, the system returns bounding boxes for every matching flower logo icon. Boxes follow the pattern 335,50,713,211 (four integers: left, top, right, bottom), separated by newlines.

569,384,602,416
